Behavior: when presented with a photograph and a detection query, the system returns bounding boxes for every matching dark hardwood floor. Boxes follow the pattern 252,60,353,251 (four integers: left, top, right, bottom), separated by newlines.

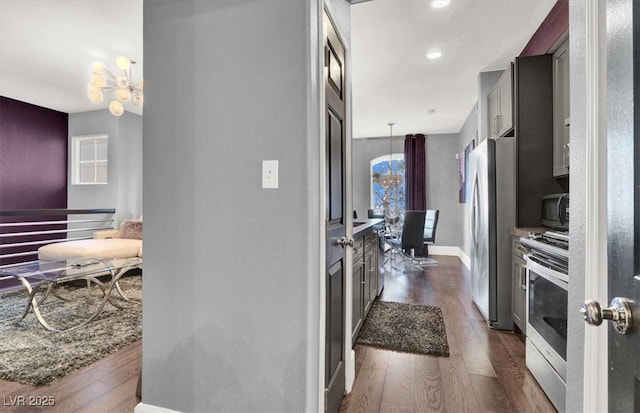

0,255,554,412
339,255,556,413
0,340,140,413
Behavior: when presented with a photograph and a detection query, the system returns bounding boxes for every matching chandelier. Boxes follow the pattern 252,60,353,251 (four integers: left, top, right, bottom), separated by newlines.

88,56,143,117
380,123,404,190
380,122,404,225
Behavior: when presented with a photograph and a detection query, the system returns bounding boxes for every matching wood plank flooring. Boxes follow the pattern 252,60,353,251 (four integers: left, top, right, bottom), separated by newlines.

0,340,140,413
0,255,555,412
339,255,557,413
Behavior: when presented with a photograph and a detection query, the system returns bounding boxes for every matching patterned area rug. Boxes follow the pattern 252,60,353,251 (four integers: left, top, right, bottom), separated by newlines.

356,300,449,357
0,275,141,385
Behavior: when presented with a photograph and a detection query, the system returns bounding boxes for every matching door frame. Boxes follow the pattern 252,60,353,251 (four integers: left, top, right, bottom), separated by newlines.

582,0,608,411
317,1,354,411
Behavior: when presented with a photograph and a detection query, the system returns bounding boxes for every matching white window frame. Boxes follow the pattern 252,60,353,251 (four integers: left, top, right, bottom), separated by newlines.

71,134,109,185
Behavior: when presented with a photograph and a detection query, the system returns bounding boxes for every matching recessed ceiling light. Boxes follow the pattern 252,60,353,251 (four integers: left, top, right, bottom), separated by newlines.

431,0,450,9
426,50,442,60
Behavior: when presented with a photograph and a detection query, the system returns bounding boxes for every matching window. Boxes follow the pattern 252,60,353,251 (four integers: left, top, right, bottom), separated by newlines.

370,153,405,215
72,135,108,185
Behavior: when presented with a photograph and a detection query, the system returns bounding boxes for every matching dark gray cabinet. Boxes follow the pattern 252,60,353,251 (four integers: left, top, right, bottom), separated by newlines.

511,236,527,334
351,229,378,344
364,232,378,314
514,55,568,227
351,237,364,343
553,39,570,177
487,65,513,138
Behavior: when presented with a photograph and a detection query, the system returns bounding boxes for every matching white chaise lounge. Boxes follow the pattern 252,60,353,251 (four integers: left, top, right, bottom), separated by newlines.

37,219,143,261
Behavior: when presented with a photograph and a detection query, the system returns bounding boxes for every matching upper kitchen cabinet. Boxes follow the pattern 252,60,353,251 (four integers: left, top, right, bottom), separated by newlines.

552,39,570,177
487,64,514,138
514,54,567,227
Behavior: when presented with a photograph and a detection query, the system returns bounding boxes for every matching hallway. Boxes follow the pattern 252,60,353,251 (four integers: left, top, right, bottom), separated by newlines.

339,255,556,412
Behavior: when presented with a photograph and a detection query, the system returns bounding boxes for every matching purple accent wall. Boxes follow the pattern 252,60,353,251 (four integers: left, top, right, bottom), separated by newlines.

0,96,68,209
0,97,68,270
519,0,569,57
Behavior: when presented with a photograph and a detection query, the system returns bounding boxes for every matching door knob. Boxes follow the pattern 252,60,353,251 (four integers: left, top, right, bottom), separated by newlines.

580,297,634,334
336,237,354,248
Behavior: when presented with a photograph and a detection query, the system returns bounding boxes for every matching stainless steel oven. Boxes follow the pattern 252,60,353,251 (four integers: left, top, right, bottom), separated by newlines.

521,230,568,412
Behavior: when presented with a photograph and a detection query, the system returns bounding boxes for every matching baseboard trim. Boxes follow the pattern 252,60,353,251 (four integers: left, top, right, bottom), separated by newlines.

135,402,182,413
429,246,470,270
458,249,470,270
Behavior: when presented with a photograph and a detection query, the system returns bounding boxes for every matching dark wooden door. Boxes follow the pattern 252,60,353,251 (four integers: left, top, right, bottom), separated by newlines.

581,1,639,410
607,1,640,409
324,9,347,413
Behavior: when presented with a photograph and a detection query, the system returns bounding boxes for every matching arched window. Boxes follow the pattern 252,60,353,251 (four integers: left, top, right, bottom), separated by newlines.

370,153,405,216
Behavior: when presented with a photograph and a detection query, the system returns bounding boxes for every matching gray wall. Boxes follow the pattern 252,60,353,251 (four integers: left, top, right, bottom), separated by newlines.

142,1,347,411
457,104,478,258
352,133,464,250
566,0,587,410
67,109,143,226
425,133,464,248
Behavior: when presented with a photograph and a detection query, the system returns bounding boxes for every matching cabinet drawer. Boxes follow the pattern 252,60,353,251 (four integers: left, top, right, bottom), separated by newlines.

352,236,365,258
364,232,377,252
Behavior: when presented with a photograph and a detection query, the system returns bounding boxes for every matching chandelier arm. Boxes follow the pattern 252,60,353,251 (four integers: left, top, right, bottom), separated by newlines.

102,68,117,80
98,79,118,92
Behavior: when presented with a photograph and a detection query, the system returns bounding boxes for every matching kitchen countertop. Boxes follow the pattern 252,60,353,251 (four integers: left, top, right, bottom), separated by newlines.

353,218,385,236
511,227,546,238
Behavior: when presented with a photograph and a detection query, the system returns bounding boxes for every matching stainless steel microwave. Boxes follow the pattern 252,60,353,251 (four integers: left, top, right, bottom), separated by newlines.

541,193,569,230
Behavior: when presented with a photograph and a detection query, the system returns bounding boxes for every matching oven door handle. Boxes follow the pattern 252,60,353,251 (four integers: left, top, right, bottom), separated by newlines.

524,254,569,287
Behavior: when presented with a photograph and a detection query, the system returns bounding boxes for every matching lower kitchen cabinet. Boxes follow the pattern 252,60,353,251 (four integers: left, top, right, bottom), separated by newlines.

352,229,378,344
512,236,527,334
364,231,378,314
352,250,364,343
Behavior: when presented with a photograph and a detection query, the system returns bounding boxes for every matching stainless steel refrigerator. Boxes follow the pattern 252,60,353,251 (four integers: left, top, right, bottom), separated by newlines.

469,137,515,330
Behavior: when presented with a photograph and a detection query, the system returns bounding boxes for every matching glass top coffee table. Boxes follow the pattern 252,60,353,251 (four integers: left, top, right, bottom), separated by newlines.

0,257,142,332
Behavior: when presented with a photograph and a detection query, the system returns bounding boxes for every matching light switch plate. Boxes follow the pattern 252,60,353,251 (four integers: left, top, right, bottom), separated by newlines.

262,160,278,189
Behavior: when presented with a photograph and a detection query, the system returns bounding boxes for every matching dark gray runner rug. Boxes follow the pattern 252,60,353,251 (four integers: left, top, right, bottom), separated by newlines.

356,300,449,357
0,275,142,385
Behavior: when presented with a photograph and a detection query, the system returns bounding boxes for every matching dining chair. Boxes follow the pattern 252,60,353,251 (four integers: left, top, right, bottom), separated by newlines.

423,209,440,256
388,210,426,265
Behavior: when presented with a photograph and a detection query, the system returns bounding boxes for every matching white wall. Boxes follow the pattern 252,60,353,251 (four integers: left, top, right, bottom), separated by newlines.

566,0,587,410
67,109,143,226
141,1,347,411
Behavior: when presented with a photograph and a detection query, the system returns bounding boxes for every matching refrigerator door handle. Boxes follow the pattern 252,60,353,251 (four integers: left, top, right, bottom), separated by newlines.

471,175,479,248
